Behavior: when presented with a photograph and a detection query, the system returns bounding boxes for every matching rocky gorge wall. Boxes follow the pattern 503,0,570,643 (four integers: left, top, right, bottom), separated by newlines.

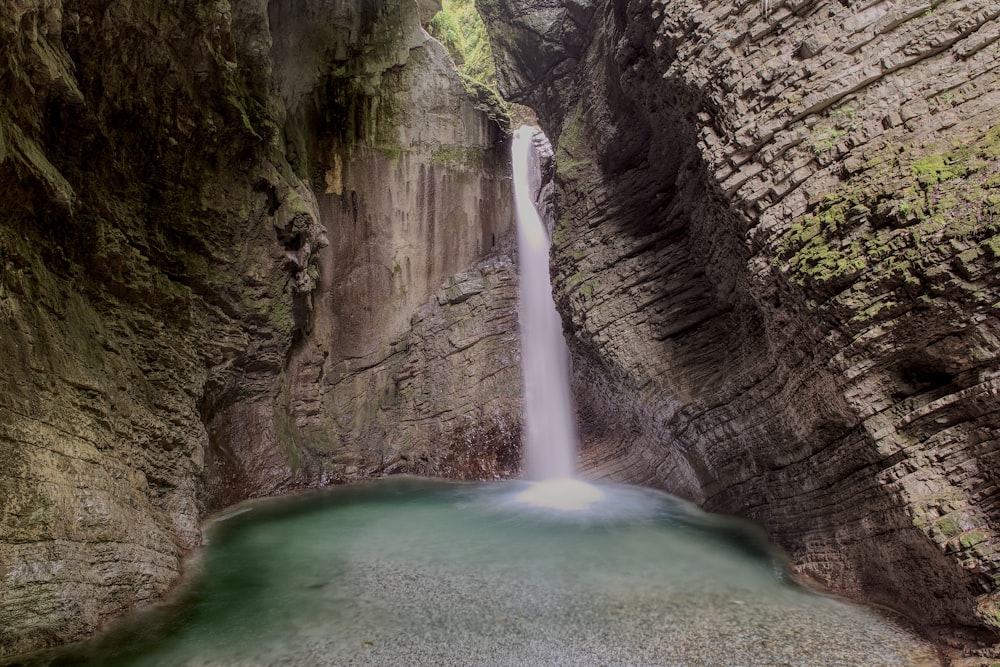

203,0,522,508
480,0,1000,653
0,0,516,657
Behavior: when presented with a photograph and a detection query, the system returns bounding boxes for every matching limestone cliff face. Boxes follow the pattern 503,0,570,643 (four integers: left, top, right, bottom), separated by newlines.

282,0,520,484
0,0,514,656
481,0,1000,649
206,0,520,506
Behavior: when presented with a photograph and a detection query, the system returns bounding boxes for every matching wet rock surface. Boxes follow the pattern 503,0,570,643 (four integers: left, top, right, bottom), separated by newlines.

480,0,1000,653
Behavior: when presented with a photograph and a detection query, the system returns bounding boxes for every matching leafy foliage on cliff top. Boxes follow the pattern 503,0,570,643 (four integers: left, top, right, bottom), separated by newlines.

429,0,494,83
428,0,511,130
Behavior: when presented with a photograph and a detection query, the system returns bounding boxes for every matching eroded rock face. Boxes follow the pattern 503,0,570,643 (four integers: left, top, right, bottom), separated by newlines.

480,0,1000,650
0,0,312,654
0,0,515,656
206,0,521,504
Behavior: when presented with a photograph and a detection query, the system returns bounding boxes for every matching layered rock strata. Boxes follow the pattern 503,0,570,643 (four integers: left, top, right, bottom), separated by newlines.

1,0,514,656
480,0,1000,650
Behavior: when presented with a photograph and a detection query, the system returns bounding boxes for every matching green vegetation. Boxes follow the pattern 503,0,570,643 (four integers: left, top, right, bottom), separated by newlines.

555,104,594,180
779,125,1000,293
428,0,511,130
936,516,960,537
808,105,861,154
373,142,409,161
960,530,987,548
431,144,488,168
428,0,495,85
809,126,846,154
274,408,306,471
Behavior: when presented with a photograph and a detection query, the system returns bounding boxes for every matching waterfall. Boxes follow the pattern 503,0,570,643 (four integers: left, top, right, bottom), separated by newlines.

512,125,577,481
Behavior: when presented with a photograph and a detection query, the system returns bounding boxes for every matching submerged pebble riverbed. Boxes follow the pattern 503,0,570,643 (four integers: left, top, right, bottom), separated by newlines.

12,478,939,666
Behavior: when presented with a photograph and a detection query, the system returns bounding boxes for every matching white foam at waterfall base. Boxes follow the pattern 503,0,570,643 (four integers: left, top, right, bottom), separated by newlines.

512,125,578,483
514,477,605,511
472,479,685,524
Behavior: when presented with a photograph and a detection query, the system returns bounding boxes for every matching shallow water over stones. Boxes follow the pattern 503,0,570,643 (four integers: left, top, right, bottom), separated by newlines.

11,478,938,666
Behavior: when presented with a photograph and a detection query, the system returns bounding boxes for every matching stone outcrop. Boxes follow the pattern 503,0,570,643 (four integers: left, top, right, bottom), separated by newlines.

480,0,1000,652
207,0,521,507
0,0,514,657
0,0,312,654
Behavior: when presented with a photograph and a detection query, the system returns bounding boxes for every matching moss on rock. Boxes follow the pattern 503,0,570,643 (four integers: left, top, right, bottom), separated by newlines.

779,124,1000,295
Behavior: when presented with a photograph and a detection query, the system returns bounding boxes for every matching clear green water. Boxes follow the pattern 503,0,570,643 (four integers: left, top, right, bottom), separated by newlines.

10,478,935,666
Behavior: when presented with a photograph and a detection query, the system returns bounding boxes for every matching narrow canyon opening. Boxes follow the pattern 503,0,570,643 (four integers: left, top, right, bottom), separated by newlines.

2,0,1000,663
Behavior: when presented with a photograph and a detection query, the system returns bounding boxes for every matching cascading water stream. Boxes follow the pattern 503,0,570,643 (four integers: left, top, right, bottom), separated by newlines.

511,125,577,481
511,125,603,510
